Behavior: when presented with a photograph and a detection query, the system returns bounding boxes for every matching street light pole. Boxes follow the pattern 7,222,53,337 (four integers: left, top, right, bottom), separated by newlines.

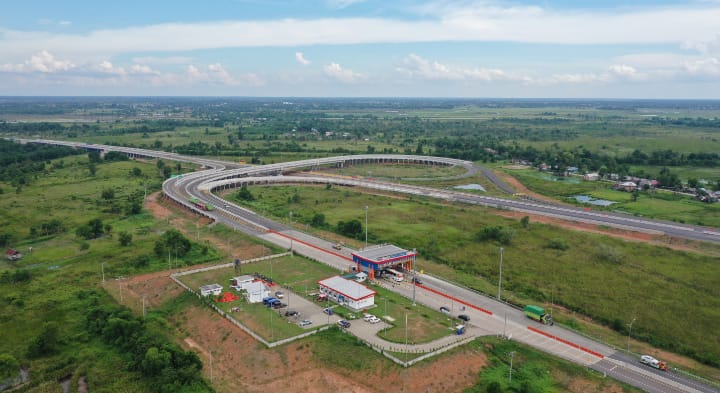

101,262,105,285
508,351,515,383
209,350,214,384
497,247,504,301
364,205,368,249
405,313,409,363
627,317,637,353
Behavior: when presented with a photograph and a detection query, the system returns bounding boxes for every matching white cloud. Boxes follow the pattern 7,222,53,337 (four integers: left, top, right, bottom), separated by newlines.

295,52,310,66
396,54,521,82
129,64,156,75
684,57,720,77
2,4,720,59
96,60,126,75
323,62,364,83
0,50,75,73
608,64,637,78
186,63,264,86
684,34,720,56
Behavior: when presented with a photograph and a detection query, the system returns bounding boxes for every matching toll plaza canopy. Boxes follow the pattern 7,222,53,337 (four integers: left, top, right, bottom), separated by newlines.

352,244,416,279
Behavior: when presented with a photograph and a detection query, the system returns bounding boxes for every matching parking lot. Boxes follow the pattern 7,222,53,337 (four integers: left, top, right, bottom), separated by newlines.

274,289,342,329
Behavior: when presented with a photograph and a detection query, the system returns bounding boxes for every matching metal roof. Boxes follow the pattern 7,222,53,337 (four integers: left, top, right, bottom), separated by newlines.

352,244,414,263
200,283,222,292
318,276,375,301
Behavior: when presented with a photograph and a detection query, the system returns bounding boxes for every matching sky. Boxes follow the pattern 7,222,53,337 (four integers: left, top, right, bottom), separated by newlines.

1,0,719,98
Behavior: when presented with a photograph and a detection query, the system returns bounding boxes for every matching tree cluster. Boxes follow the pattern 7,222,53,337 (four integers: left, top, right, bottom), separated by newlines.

84,298,210,392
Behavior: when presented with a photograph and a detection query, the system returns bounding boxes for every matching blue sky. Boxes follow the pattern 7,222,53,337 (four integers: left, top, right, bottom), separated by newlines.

1,0,719,97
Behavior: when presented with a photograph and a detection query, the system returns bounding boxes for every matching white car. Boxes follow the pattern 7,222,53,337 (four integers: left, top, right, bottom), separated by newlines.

368,316,381,324
363,314,376,322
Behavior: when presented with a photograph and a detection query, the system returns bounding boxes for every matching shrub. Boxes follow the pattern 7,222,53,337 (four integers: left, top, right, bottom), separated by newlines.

476,225,515,245
547,238,569,251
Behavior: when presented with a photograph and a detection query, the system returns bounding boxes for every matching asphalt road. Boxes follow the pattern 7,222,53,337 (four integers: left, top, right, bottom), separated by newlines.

12,138,720,392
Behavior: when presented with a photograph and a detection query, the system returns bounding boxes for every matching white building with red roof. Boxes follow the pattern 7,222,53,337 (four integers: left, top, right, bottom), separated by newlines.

318,276,375,311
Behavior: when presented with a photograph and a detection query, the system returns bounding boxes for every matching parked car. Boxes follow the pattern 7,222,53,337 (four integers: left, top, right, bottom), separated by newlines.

411,277,423,284
271,302,287,309
299,319,313,327
363,314,376,322
285,310,299,317
368,316,381,324
440,306,450,314
337,320,351,328
458,314,470,322
275,291,284,299
323,307,334,315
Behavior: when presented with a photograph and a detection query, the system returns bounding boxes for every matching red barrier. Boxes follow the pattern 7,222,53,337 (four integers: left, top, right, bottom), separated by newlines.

416,283,493,315
527,326,604,359
267,230,353,261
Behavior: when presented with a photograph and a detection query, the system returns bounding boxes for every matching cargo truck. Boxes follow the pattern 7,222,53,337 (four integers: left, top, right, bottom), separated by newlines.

523,305,554,325
640,355,669,371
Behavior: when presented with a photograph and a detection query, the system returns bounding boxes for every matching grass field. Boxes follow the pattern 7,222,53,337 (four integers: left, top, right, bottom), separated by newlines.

0,155,215,392
499,167,720,227
231,183,720,369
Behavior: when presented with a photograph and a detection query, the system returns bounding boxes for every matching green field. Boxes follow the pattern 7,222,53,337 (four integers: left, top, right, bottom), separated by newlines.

0,155,215,392
231,183,720,369
499,168,720,227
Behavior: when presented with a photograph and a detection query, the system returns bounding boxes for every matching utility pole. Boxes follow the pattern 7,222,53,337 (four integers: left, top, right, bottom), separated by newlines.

101,262,105,285
270,309,274,341
497,247,504,301
142,295,146,320
364,205,368,249
119,280,123,303
412,270,416,306
503,309,508,339
209,350,214,384
405,313,409,363
627,317,637,353
289,211,293,228
508,351,515,383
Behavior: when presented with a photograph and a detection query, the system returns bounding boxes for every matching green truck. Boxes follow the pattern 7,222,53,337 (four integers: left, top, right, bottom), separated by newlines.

523,305,554,325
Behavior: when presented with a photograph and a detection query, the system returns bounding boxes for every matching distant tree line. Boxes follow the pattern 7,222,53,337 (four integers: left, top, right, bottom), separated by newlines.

0,139,78,184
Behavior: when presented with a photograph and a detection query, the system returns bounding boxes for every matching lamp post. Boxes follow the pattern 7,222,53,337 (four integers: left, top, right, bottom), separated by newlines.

497,247,504,301
101,262,105,285
209,350,214,384
627,317,637,353
508,351,515,383
289,211,293,228
364,205,368,249
405,313,409,363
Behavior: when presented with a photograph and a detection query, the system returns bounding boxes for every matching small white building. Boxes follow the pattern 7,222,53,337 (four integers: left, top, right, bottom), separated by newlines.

318,276,375,311
199,283,223,297
355,271,368,283
230,275,255,290
245,281,270,303
583,173,600,181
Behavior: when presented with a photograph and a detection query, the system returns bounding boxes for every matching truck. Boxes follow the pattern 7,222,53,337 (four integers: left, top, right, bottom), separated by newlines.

189,197,215,211
640,355,669,371
523,305,554,325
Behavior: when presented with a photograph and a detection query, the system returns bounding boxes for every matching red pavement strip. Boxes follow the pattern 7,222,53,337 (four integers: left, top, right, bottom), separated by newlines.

267,230,352,261
416,283,493,315
268,230,495,316
527,326,604,359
